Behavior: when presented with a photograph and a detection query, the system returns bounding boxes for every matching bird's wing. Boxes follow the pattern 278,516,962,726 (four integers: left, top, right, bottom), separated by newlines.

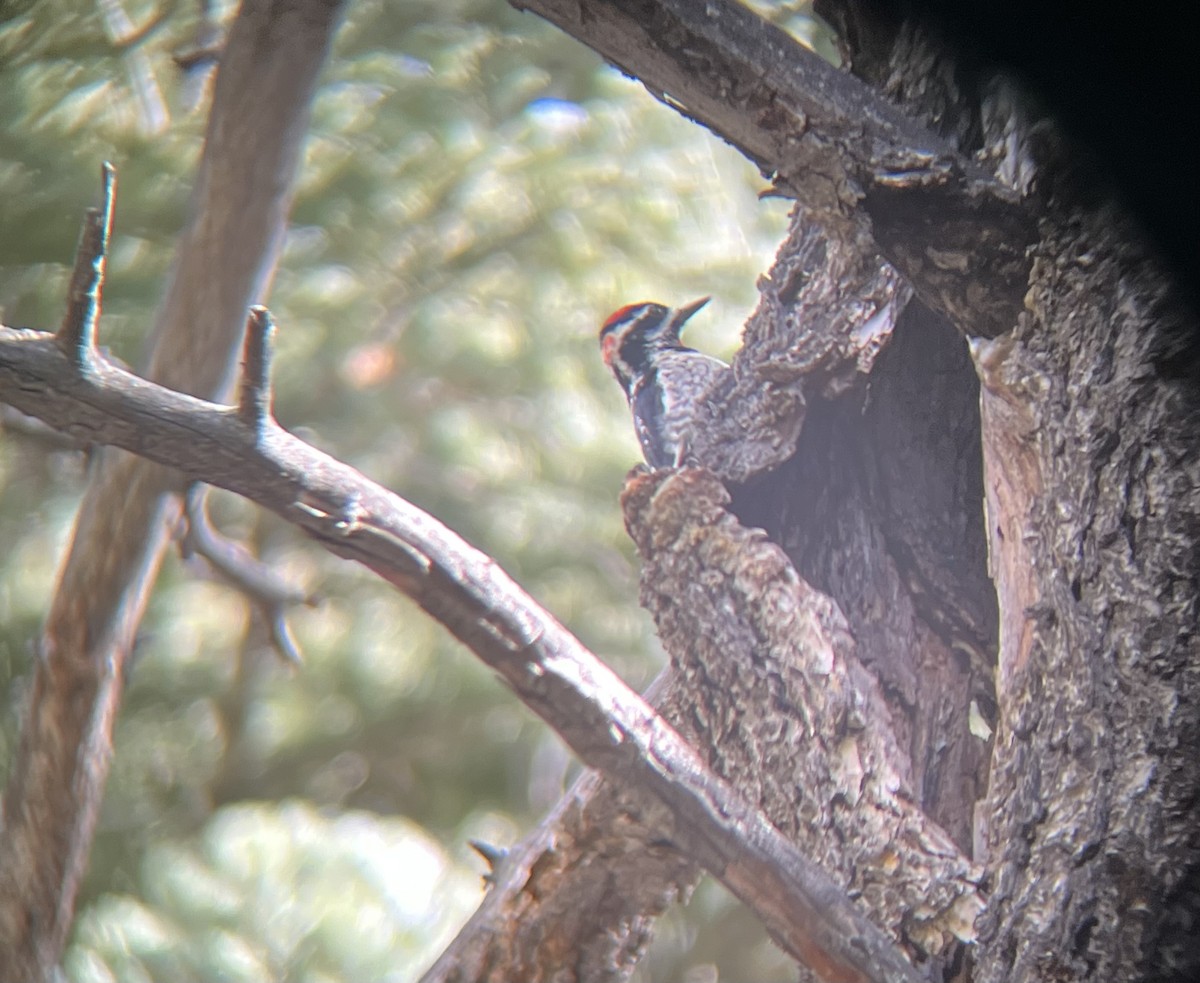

632,351,727,468
632,378,673,468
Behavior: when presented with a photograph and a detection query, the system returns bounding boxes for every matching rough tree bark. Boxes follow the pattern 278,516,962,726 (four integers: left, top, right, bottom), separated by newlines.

816,8,1200,981
428,1,1199,981
0,303,931,983
0,2,344,979
423,3,1003,978
0,1,1195,982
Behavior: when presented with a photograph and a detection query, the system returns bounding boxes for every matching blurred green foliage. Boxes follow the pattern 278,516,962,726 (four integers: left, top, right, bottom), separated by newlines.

0,0,816,979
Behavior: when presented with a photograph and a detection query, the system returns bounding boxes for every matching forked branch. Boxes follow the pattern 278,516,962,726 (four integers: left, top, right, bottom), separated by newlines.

0,3,346,976
0,285,931,983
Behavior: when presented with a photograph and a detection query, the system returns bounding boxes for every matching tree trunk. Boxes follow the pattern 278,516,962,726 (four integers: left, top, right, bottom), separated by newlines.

0,2,343,978
971,210,1200,983
819,7,1200,979
436,2,1199,980
0,1,1194,981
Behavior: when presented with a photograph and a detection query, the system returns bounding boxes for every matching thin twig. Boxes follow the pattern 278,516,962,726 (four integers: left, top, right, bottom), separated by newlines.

57,163,115,366
179,483,315,665
237,307,275,430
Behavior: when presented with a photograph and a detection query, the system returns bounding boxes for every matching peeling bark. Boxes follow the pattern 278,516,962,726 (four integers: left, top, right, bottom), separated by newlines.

822,3,1200,979
512,0,1035,339
624,468,984,959
973,211,1200,982
423,1,1200,980
1,0,1195,981
689,208,908,484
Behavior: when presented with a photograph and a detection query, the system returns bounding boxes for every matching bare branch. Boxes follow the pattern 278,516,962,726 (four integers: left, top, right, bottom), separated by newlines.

0,3,345,976
178,483,314,666
425,208,932,979
97,0,171,132
57,162,114,367
422,670,702,983
237,306,276,430
173,0,223,110
0,324,932,983
510,0,1035,337
99,0,178,52
0,405,89,451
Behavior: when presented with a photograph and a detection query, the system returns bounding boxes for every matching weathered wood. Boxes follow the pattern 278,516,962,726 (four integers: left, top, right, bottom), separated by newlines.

819,2,1200,978
689,208,908,484
0,2,345,978
624,466,984,958
697,204,997,866
421,672,701,983
0,320,930,983
972,211,1200,983
748,290,997,852
511,0,1035,338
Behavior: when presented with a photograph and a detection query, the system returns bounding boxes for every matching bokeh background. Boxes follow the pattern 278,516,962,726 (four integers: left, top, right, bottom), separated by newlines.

0,1,828,978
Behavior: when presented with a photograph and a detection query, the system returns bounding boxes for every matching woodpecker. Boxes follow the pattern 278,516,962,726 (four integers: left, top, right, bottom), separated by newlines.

599,296,727,468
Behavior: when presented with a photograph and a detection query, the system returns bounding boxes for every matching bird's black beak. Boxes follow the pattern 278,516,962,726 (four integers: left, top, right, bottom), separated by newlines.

672,296,710,330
